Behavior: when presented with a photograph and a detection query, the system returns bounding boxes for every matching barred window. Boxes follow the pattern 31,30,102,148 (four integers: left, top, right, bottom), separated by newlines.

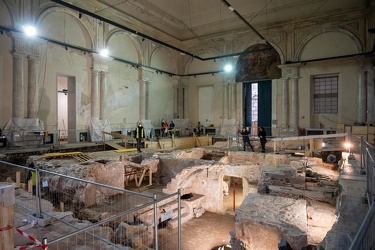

313,76,338,114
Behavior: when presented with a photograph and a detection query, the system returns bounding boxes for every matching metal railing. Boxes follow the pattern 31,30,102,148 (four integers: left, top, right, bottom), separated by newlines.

349,135,375,250
0,160,181,249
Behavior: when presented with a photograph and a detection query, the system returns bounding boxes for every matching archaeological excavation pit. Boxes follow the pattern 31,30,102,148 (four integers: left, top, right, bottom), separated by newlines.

2,146,348,249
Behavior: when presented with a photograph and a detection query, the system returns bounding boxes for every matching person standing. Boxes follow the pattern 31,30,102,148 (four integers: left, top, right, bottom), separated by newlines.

258,127,267,153
26,163,37,195
197,121,203,136
134,121,145,153
241,127,254,151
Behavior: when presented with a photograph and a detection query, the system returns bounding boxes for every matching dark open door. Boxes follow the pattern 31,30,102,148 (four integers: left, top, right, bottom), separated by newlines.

244,80,272,136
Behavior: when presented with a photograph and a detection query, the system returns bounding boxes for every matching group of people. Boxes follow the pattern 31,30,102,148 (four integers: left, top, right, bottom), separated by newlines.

241,126,267,153
161,120,175,137
134,120,267,154
133,120,177,153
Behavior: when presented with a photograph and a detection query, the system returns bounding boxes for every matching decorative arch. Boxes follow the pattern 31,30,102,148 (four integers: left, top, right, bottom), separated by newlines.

236,43,282,82
184,48,222,75
105,29,142,63
36,7,94,50
150,46,177,73
295,27,363,61
1,0,16,27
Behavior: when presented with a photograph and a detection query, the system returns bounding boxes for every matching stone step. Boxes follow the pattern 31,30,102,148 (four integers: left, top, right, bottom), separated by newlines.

167,212,194,229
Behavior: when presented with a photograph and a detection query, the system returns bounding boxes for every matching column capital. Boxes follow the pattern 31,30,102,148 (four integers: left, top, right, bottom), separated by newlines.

10,32,43,58
91,53,112,72
27,55,40,62
278,63,301,79
140,67,155,82
12,51,26,59
222,72,236,84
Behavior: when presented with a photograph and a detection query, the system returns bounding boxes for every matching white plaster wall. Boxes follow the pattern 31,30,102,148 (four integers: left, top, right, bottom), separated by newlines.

106,32,140,127
299,58,359,128
299,32,359,61
0,2,14,128
185,52,224,126
149,47,178,125
0,1,372,136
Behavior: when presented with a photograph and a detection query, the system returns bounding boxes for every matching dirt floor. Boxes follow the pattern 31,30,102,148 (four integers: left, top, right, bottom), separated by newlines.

158,211,235,250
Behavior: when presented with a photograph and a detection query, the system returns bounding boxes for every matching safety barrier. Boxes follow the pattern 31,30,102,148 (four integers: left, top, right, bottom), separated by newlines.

349,135,375,250
0,160,181,249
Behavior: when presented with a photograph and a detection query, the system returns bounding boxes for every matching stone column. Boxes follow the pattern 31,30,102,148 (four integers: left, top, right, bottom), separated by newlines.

230,83,237,120
358,69,367,124
177,77,184,118
367,65,375,125
91,70,100,118
355,55,368,124
99,71,108,120
139,68,154,120
138,79,146,120
91,54,111,120
182,77,189,119
278,63,301,135
11,32,43,119
280,78,289,130
27,56,39,118
172,77,179,119
290,76,299,135
12,52,25,118
223,83,229,119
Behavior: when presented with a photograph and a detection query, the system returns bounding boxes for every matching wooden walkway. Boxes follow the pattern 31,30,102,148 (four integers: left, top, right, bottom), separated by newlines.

104,141,125,150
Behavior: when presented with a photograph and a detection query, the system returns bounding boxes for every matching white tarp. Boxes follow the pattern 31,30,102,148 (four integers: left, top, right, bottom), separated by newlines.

2,118,45,146
220,118,239,137
140,119,154,138
172,119,192,136
89,117,111,142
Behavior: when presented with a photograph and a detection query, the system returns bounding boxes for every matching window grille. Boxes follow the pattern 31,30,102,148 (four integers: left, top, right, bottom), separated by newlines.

313,76,338,114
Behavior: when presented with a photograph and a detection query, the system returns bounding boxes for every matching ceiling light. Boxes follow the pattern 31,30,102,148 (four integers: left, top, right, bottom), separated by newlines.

224,64,233,72
100,48,109,57
23,25,37,36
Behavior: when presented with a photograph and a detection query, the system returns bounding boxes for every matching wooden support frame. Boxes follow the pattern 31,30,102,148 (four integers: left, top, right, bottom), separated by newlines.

124,166,152,188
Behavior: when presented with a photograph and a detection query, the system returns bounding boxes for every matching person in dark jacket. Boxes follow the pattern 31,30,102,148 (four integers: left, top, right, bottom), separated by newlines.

134,121,145,153
258,127,267,153
240,127,254,152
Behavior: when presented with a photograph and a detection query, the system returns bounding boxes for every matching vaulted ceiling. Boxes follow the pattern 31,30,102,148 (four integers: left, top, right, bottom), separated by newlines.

52,0,369,42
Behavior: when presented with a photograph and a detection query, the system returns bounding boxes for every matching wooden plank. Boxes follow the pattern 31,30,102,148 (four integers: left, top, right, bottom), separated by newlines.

105,141,124,150
16,171,20,188
0,184,15,250
174,137,195,149
40,152,84,158
114,148,137,153
272,133,348,141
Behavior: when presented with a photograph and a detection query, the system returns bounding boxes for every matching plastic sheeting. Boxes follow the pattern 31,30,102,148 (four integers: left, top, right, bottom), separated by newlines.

139,119,154,139
2,118,45,146
88,117,111,142
171,119,192,136
220,118,239,137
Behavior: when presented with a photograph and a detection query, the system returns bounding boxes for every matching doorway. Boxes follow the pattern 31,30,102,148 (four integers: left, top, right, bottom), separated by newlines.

198,86,214,127
244,80,272,136
57,75,76,143
223,176,243,212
